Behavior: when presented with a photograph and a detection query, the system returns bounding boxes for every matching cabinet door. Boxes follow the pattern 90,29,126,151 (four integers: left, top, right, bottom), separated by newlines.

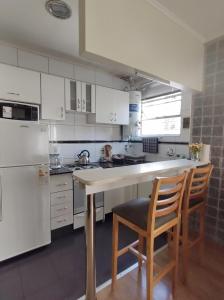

85,83,95,113
81,82,86,112
104,188,125,214
95,85,114,124
137,181,153,198
41,74,65,120
113,89,129,125
0,63,40,104
65,79,82,112
76,81,82,112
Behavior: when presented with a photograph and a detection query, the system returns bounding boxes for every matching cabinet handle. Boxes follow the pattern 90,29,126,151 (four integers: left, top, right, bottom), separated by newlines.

7,92,20,96
57,218,67,223
77,98,81,109
110,113,113,122
56,206,68,212
61,106,64,118
114,113,117,122
82,99,86,109
56,183,68,187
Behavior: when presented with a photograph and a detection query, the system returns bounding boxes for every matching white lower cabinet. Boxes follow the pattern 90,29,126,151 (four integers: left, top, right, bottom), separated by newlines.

51,214,73,230
104,185,137,214
137,181,153,198
73,207,104,230
50,174,73,230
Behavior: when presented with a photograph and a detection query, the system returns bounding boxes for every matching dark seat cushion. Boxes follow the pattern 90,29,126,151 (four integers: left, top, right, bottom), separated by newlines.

112,197,176,231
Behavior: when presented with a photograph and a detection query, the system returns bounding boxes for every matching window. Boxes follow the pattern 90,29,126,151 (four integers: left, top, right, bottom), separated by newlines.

141,92,182,136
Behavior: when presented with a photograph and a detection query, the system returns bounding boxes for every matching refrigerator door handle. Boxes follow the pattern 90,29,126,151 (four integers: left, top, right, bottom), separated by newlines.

0,175,2,222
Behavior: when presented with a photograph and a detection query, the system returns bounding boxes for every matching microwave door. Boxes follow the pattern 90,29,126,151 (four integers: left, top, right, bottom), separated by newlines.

0,101,39,121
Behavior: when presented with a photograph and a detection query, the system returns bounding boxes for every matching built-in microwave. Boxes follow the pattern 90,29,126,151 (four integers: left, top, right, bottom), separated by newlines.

0,100,39,121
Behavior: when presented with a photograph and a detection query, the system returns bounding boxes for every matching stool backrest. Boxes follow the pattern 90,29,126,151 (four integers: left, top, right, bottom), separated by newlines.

183,164,213,209
148,171,188,232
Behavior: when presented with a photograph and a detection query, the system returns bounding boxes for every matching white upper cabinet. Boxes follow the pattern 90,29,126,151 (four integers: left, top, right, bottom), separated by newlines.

113,89,129,125
0,63,41,104
41,73,65,120
95,85,114,124
65,79,95,113
90,85,129,125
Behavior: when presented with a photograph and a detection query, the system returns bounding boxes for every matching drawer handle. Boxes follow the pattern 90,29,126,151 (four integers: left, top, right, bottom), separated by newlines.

56,183,68,187
7,92,20,96
56,196,66,200
56,206,68,212
57,218,67,223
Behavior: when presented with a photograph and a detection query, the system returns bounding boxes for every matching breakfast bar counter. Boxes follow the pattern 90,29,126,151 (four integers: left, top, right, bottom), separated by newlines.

73,159,207,300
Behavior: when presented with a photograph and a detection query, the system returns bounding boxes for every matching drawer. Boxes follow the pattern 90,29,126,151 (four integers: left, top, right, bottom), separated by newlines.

51,190,73,206
51,200,73,218
51,213,73,230
73,207,104,230
50,174,73,193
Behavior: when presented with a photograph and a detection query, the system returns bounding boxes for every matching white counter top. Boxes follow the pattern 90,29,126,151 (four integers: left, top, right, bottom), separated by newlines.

73,159,208,194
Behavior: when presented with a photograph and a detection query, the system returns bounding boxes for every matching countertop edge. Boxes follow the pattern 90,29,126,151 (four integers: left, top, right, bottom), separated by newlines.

73,159,209,186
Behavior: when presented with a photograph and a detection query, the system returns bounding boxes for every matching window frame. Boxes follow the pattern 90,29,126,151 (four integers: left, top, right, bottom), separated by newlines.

141,91,182,137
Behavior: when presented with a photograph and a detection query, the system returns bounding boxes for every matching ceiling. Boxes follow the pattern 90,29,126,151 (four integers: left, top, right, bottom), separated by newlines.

1,0,224,61
152,0,224,42
0,0,79,57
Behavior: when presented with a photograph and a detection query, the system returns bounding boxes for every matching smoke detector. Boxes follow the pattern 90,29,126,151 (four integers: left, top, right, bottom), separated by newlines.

45,0,72,20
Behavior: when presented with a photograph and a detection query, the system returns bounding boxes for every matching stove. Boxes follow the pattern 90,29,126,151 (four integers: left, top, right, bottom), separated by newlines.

68,162,104,230
65,163,101,171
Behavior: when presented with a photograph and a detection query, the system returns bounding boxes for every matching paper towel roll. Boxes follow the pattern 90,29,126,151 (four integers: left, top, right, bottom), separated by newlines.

200,144,210,162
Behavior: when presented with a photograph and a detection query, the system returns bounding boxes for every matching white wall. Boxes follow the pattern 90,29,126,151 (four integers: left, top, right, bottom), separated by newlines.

80,0,204,91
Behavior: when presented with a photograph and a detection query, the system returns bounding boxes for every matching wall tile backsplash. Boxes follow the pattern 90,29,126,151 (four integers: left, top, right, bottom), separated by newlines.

47,111,125,163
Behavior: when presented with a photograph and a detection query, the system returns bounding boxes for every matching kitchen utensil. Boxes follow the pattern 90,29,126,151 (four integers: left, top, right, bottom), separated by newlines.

77,150,90,165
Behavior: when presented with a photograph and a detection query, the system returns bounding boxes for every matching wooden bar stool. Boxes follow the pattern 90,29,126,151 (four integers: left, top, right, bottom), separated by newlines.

111,171,188,300
182,164,213,283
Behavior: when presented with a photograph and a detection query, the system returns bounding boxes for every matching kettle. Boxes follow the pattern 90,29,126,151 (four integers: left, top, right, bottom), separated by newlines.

77,150,90,165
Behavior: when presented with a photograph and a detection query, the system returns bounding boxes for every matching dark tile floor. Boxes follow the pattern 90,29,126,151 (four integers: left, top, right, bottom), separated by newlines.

0,214,166,300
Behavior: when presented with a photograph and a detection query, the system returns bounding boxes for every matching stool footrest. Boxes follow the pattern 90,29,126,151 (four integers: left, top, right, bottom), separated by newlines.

154,260,176,286
117,240,139,257
129,246,147,262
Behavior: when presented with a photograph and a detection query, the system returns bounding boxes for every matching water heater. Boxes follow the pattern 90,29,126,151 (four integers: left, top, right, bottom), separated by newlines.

123,91,142,140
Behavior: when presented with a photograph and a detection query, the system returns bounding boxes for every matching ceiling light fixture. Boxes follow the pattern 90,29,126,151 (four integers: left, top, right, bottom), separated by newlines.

45,0,72,20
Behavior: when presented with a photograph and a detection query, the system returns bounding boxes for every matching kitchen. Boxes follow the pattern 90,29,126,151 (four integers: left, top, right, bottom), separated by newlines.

0,1,223,300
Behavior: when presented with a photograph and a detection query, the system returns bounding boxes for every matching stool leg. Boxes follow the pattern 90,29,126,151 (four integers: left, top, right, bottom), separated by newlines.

172,223,180,298
146,236,154,300
199,206,205,265
182,213,189,284
112,214,119,288
138,235,144,271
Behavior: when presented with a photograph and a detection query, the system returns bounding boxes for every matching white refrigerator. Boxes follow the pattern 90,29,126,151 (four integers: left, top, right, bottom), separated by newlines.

0,119,51,262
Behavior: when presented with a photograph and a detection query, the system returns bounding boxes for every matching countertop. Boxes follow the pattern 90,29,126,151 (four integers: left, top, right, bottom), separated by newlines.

73,159,208,194
50,161,150,175
50,167,73,176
